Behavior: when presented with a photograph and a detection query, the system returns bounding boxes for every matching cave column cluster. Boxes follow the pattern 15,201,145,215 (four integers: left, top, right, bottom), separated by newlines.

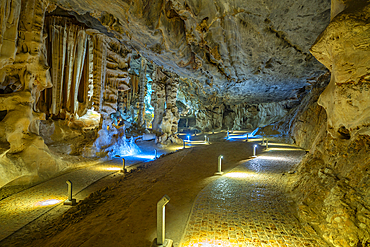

151,68,182,145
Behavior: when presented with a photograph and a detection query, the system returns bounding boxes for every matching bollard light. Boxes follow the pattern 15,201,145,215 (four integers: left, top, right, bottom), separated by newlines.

157,195,171,245
187,135,190,142
121,158,126,173
215,155,224,175
204,135,207,142
63,180,77,206
207,137,210,144
253,145,257,157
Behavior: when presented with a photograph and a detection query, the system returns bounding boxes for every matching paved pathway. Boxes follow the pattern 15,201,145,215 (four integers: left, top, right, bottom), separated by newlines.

180,142,329,247
0,145,171,243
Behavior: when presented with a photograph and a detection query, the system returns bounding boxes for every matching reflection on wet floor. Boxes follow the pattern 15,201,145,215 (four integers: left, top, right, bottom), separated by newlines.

180,145,329,247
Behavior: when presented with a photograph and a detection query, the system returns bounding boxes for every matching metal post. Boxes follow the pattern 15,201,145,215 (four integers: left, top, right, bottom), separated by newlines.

155,149,158,159
227,131,229,139
262,136,265,145
157,195,170,245
121,158,126,173
67,180,72,201
246,134,248,141
64,180,76,206
253,145,257,157
183,140,186,149
215,155,224,175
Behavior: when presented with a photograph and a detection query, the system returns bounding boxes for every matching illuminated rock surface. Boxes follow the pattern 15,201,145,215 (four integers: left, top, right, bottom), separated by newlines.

1,0,370,246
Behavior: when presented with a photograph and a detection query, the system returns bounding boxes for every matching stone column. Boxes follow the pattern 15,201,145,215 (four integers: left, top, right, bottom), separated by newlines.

311,1,370,139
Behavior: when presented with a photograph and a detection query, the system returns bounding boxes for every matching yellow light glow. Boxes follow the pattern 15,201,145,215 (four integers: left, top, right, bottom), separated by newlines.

258,156,287,161
224,172,253,178
266,142,298,147
36,199,63,207
181,239,246,247
268,147,303,151
104,167,122,171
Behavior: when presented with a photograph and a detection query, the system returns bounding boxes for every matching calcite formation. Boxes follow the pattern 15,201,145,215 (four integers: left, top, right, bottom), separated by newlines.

151,68,182,145
270,2,370,246
40,0,331,105
3,1,370,246
195,99,300,132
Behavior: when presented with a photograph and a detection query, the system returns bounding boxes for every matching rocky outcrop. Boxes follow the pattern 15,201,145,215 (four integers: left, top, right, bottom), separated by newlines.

277,2,370,246
42,0,331,105
195,99,299,132
0,0,62,187
259,72,330,150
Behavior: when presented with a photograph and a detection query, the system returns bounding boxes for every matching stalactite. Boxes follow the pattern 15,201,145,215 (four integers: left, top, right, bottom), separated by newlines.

48,17,66,115
87,35,94,105
71,29,87,114
91,33,107,113
138,57,147,126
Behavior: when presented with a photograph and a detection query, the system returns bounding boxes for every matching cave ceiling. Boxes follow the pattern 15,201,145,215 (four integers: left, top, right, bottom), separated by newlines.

48,0,331,105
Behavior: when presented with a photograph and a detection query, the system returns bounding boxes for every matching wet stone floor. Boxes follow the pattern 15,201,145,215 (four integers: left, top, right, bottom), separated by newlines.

180,149,329,247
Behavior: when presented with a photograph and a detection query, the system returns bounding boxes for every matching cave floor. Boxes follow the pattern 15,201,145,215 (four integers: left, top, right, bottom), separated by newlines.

0,139,182,243
179,147,329,247
0,132,329,247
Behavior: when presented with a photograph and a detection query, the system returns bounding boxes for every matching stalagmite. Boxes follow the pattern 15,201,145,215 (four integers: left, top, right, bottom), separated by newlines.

138,57,147,126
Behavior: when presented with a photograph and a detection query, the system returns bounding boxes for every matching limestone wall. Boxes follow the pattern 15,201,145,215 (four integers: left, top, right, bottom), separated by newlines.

277,2,370,246
195,100,298,132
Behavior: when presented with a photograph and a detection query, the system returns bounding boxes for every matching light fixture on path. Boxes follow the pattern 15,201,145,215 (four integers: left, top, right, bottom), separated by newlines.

215,155,224,175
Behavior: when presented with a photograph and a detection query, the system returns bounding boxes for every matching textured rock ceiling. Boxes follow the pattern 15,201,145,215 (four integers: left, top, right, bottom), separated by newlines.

49,0,331,104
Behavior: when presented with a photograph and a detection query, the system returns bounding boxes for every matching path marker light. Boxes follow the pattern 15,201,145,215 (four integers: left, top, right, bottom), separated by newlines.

121,158,126,173
63,180,77,206
155,195,173,246
215,155,224,175
253,145,257,157
204,135,207,142
187,135,190,142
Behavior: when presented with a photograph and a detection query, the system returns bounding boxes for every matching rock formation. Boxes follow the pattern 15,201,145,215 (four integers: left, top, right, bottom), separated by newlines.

262,2,370,246
2,1,370,246
151,68,182,145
